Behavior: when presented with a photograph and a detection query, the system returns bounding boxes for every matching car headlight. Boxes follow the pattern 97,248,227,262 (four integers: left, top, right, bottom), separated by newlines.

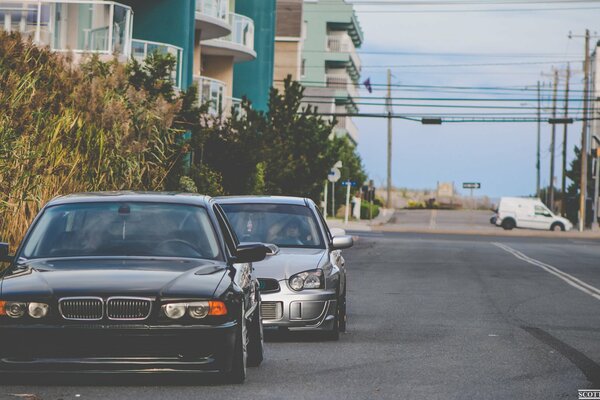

288,269,324,291
162,303,187,319
162,301,228,319
3,302,27,318
28,302,49,319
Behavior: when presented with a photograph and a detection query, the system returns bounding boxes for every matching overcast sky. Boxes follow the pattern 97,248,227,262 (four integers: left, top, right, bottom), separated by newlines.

352,2,599,198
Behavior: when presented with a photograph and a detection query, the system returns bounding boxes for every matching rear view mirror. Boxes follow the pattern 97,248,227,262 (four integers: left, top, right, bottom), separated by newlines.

332,235,353,250
233,243,269,264
0,243,12,263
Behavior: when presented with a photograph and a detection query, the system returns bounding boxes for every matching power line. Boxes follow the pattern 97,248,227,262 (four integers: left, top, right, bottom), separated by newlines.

299,59,580,69
305,5,600,12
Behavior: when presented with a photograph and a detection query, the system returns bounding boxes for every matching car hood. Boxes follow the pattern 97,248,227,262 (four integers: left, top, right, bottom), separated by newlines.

0,258,228,300
253,248,327,280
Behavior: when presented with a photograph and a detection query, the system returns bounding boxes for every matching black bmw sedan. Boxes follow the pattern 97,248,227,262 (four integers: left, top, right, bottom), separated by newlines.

0,192,269,383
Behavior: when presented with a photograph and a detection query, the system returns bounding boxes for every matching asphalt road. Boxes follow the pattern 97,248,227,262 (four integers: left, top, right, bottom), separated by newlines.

2,232,600,400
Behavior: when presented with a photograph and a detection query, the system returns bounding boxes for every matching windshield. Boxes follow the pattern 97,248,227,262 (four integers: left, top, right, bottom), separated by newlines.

21,202,222,260
220,203,325,249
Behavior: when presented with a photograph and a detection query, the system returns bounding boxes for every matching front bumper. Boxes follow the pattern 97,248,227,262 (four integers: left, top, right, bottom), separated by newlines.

260,283,337,331
0,322,237,373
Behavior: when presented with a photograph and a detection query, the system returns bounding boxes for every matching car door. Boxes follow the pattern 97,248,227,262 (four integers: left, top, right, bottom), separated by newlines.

314,205,346,295
532,203,554,230
213,205,258,317
517,202,537,229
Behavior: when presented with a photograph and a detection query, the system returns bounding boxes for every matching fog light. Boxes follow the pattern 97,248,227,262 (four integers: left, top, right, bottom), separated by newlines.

28,302,49,319
5,302,26,318
163,303,186,319
188,302,209,319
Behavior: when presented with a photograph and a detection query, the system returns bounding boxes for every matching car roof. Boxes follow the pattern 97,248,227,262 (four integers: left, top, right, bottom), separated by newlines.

215,195,309,206
46,192,212,207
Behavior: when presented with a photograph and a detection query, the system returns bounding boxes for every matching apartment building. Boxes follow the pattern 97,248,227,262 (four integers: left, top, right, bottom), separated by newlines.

273,0,303,92
300,0,363,144
0,0,274,115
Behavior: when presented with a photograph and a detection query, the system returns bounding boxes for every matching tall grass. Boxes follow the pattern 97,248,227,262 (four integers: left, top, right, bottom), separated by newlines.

0,32,183,249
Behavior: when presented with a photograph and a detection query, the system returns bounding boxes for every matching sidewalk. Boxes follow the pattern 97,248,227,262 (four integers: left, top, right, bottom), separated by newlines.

326,208,394,232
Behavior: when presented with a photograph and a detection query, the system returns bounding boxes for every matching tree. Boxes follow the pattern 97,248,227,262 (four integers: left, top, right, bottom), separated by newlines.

565,146,594,196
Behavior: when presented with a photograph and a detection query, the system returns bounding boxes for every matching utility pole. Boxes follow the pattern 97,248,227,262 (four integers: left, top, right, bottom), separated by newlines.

549,69,559,211
536,81,541,198
386,68,392,209
561,63,571,216
579,29,591,231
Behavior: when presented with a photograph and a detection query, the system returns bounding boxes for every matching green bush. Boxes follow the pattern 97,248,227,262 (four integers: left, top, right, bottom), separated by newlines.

360,202,380,219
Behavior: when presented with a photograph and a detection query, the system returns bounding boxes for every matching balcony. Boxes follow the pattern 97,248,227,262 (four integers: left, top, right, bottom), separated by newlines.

327,34,361,79
0,0,132,58
132,39,183,89
326,73,358,101
200,12,256,62
195,0,230,40
194,75,225,115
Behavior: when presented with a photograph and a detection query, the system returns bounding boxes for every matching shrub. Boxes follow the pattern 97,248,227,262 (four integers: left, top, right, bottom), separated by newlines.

360,202,380,219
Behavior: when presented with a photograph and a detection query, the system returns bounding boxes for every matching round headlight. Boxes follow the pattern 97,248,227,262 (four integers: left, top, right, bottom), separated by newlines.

289,276,304,291
188,302,209,319
163,303,186,319
28,303,49,319
303,274,321,289
5,302,27,318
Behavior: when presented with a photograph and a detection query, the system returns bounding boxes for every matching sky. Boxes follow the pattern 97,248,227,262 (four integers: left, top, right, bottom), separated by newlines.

351,1,599,198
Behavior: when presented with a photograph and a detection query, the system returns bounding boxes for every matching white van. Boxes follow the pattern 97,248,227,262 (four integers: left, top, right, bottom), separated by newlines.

495,197,573,231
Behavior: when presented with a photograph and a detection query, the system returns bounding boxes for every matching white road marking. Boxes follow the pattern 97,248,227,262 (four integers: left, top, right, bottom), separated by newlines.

429,209,437,229
492,242,600,301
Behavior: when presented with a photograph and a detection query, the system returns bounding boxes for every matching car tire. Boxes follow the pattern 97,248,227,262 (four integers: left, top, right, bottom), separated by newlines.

323,300,340,341
246,301,264,367
502,219,515,230
338,291,347,333
551,222,565,232
223,306,247,384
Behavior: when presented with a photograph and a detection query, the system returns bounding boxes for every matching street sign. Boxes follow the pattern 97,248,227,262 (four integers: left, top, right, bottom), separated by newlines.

463,182,481,189
328,161,342,183
328,169,341,183
341,181,356,186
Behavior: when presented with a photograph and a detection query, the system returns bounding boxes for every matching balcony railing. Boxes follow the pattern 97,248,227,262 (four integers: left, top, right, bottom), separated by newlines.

194,75,225,115
132,39,183,89
327,34,361,72
326,74,358,100
195,0,228,22
219,12,253,51
0,0,133,57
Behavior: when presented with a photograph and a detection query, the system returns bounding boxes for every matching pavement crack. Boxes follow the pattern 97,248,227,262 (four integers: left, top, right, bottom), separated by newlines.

522,326,600,386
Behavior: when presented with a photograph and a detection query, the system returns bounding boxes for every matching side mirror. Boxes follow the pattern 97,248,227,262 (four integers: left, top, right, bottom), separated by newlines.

233,243,269,264
330,227,346,237
0,243,12,263
332,235,353,250
264,244,280,256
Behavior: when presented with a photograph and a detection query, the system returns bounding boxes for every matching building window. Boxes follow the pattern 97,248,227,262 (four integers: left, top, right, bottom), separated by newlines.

301,58,306,77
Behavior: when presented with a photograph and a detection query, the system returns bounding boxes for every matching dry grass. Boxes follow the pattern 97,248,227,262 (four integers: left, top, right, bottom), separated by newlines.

0,33,183,249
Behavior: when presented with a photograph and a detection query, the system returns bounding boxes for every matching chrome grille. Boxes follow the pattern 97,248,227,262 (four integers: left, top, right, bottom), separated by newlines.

59,297,103,321
107,298,152,320
260,301,283,320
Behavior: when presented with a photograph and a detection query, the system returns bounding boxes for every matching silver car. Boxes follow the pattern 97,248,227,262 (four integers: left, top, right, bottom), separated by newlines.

217,196,353,340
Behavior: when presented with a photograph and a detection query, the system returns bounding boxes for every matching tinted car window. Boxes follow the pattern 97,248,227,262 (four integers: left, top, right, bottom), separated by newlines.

221,203,325,249
22,202,222,260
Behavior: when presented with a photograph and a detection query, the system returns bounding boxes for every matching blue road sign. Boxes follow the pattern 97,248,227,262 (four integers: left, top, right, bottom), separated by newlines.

341,181,357,187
